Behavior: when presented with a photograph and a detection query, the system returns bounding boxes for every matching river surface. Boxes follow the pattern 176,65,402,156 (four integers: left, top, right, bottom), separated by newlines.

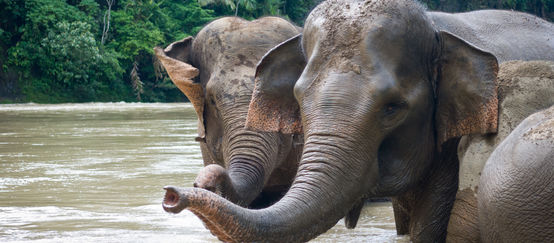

0,103,408,242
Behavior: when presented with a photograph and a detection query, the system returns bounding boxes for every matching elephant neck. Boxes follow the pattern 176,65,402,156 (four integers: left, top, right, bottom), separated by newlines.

395,138,460,242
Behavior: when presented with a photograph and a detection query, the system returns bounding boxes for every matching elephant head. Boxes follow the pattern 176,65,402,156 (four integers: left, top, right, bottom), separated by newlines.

162,1,498,242
155,17,301,208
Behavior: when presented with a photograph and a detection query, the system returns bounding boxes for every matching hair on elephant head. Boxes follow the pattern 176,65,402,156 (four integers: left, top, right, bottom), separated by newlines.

155,17,302,209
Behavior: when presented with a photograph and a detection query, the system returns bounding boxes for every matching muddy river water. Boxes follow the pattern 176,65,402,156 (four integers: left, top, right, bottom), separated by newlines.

0,103,408,242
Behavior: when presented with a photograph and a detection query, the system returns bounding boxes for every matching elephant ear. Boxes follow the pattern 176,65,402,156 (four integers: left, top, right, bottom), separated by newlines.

435,31,499,147
246,34,306,134
154,37,205,138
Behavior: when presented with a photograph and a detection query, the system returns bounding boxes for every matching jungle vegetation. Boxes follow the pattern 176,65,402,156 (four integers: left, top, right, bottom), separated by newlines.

0,0,552,103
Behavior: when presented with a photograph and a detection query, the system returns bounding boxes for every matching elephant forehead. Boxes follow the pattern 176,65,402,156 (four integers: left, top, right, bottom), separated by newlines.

205,75,260,106
198,17,297,48
304,0,428,46
305,0,379,48
207,68,255,95
304,0,428,61
193,17,299,70
308,0,387,24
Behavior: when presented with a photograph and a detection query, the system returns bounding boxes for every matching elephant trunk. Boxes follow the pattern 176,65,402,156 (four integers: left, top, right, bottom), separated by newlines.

196,101,290,207
225,129,286,206
164,134,373,242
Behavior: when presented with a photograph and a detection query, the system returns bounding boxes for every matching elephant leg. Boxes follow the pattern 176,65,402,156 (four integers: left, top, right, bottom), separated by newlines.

345,198,364,229
446,189,480,242
392,196,412,235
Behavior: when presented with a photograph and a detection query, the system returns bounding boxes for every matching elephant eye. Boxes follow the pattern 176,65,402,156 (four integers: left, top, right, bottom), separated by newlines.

384,102,398,116
382,101,408,129
384,105,395,115
383,101,407,116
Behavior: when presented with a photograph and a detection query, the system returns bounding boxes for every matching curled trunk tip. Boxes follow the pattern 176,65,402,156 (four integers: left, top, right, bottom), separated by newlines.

163,186,187,214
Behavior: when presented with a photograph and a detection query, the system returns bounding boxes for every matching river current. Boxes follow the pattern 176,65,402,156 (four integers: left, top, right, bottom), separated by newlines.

0,103,408,242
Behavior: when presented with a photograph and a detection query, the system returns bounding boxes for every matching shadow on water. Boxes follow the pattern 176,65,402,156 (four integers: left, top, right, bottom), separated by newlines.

0,103,408,242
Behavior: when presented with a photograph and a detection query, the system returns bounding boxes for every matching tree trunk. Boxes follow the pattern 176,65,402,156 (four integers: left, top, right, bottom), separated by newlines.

101,0,114,45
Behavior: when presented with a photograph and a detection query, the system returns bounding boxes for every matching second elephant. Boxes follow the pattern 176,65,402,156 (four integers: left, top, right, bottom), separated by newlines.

155,17,302,208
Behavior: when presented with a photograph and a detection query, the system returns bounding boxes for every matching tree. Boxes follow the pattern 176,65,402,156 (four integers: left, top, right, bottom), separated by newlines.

101,0,115,45
3,0,547,103
4,0,128,102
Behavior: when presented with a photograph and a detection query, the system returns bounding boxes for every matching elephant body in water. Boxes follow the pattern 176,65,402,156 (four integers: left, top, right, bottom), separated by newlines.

155,17,302,208
162,1,554,242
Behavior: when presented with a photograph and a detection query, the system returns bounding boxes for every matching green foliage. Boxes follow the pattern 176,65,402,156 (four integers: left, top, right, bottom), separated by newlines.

197,0,318,24
159,0,215,39
0,0,316,103
41,22,99,85
105,0,216,102
77,0,100,17
109,11,164,58
39,21,126,101
2,0,129,102
198,0,238,11
0,0,550,103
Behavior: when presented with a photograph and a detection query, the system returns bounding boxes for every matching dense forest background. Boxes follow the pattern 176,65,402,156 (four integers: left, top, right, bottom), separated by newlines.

0,0,552,103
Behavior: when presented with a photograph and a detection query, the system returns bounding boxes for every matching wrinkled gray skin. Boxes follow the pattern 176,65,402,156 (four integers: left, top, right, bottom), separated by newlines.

479,105,554,243
161,1,554,242
156,17,302,208
447,60,554,242
430,8,554,241
430,10,554,62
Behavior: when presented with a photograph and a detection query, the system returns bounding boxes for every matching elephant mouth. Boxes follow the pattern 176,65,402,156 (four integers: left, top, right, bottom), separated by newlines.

163,186,185,214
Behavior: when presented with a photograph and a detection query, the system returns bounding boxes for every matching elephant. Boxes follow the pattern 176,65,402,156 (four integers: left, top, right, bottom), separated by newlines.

478,105,554,243
477,104,554,242
447,60,554,242
154,16,302,208
429,13,554,240
161,1,554,242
